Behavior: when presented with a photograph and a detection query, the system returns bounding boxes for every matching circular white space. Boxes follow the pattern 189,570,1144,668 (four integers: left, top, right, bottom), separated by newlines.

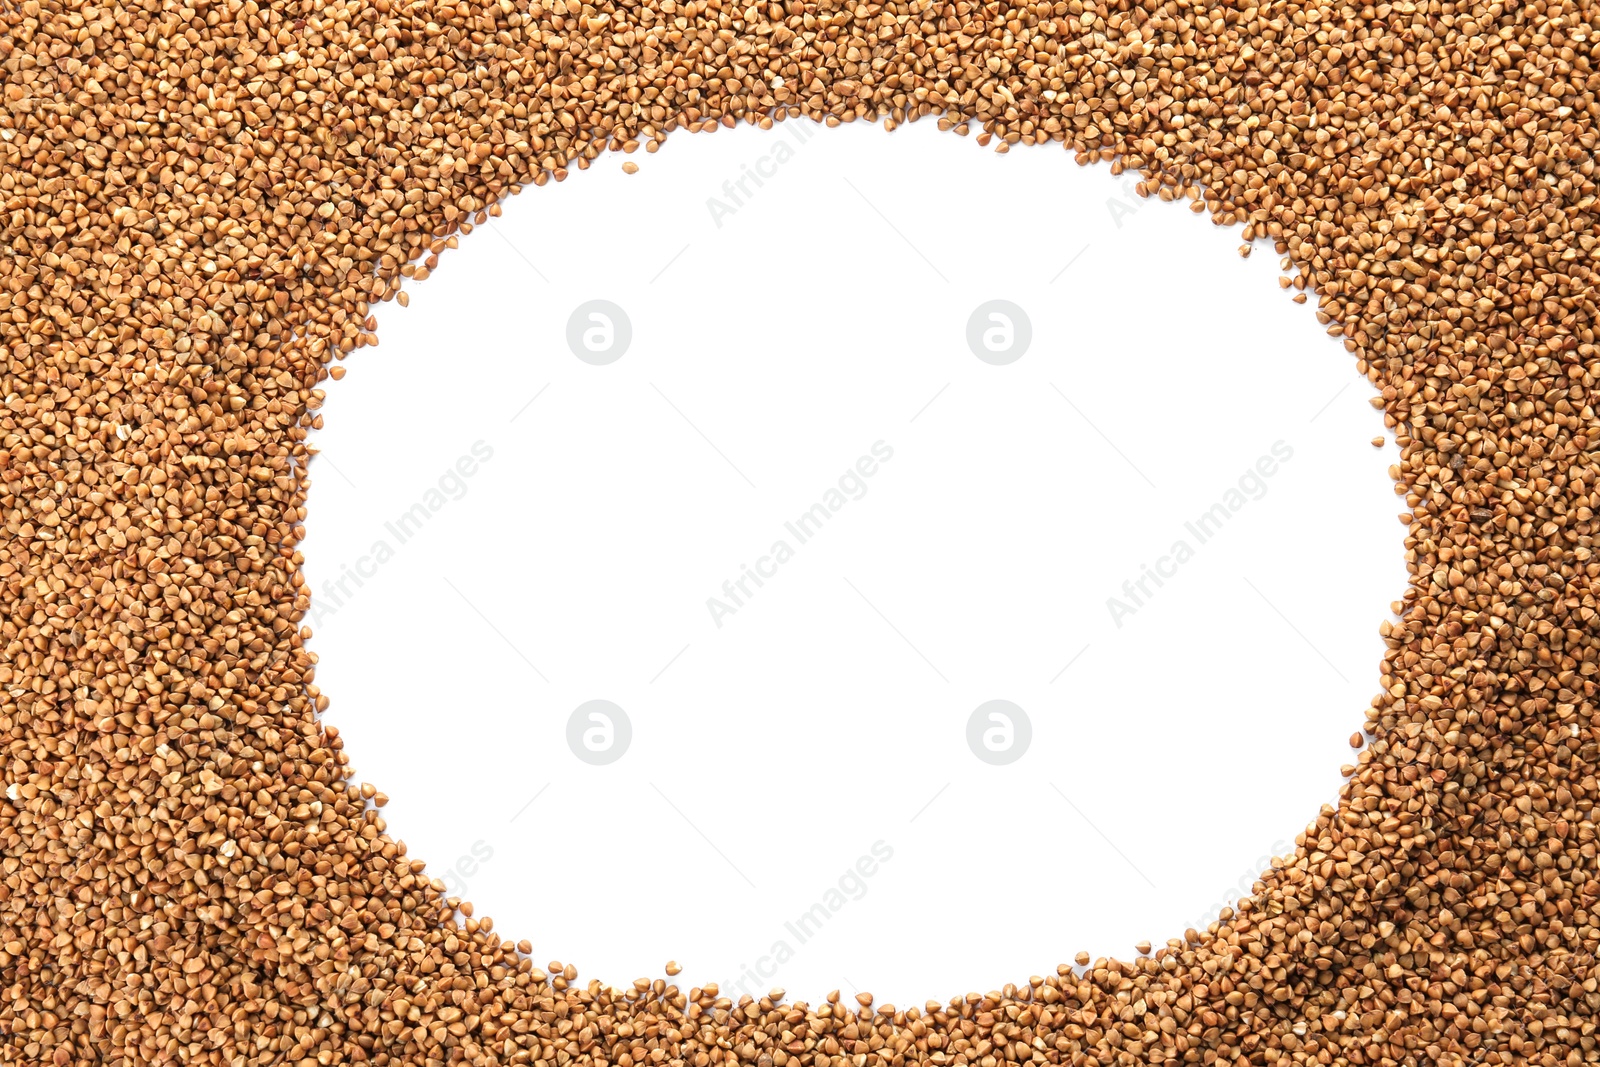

301,119,1404,1007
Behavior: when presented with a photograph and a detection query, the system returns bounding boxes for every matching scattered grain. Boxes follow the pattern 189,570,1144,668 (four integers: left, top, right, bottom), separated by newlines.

3,4,1597,1067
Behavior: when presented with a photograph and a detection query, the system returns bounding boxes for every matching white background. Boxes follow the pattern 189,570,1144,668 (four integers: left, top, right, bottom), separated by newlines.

302,120,1405,1007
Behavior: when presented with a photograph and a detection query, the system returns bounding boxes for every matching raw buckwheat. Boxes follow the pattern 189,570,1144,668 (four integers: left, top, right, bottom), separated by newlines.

1,1,1597,1067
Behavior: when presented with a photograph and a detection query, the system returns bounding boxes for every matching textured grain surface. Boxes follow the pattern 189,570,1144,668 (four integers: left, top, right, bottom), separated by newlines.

2,1,1598,1066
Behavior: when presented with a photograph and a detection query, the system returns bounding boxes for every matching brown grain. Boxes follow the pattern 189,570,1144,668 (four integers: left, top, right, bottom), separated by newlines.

2,2,1598,1067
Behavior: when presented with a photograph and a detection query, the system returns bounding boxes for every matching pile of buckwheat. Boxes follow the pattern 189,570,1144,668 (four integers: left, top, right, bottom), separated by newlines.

2,0,1597,1065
